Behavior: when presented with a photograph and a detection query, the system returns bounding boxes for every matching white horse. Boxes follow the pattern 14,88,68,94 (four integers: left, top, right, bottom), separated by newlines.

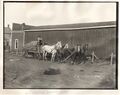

42,41,62,61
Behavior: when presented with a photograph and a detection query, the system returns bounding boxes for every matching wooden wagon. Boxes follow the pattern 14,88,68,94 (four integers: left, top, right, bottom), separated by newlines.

22,41,42,59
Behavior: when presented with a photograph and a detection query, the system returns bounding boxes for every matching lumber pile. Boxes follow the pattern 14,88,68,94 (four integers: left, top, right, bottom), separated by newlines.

23,41,38,50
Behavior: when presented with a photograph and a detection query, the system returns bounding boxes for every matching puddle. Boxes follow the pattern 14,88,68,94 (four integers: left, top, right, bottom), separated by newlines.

94,70,101,72
80,69,84,72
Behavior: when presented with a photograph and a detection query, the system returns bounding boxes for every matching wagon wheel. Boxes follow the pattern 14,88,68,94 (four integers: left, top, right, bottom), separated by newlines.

38,53,43,60
34,53,39,59
22,50,29,58
22,49,26,56
33,52,40,60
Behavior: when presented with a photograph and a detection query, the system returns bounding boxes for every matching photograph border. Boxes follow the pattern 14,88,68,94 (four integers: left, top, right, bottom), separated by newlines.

3,1,119,90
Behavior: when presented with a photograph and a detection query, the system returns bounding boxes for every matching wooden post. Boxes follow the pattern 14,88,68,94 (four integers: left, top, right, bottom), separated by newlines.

91,51,94,63
110,52,114,65
91,51,98,63
16,49,18,55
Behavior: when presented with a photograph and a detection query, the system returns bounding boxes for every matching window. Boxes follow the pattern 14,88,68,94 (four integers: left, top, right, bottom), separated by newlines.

15,39,19,49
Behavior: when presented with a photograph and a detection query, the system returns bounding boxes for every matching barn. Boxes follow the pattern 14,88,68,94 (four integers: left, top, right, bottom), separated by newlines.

10,21,116,58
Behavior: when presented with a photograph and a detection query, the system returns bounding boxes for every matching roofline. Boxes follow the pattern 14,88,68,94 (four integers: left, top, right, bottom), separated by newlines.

24,25,116,32
4,30,12,34
11,31,24,33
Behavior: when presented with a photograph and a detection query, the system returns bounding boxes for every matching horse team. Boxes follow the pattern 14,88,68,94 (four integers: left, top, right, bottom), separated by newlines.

23,36,93,64
37,41,91,64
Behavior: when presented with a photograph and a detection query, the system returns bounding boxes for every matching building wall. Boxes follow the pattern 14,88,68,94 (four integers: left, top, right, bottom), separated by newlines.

72,27,116,58
25,27,116,58
11,32,24,51
4,33,11,45
25,30,72,44
4,33,12,51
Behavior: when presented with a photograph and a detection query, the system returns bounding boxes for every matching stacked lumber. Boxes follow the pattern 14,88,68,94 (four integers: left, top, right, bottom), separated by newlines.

23,41,38,50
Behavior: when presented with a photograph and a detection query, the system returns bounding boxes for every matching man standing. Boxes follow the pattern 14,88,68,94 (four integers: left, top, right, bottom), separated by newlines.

37,36,43,59
72,44,82,64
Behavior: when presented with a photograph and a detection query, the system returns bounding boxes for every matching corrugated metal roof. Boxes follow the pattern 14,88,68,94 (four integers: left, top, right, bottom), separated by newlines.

24,24,116,32
11,21,116,32
30,21,116,30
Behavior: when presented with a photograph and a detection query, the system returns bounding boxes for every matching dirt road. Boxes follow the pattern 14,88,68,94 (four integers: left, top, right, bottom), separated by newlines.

4,53,116,89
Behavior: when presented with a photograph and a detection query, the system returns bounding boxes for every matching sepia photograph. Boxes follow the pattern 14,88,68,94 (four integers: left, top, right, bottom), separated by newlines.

3,1,118,89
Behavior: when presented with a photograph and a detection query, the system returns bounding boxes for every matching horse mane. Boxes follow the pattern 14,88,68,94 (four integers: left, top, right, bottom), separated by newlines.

62,44,65,49
43,42,48,45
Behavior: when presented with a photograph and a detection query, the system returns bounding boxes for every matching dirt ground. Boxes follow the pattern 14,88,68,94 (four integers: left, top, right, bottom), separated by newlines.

4,52,116,89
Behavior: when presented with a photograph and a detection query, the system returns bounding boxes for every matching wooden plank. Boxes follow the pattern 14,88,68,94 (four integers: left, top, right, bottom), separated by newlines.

62,50,76,62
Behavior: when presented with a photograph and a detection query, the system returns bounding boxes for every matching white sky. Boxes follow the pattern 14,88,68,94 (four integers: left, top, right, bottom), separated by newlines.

5,3,116,28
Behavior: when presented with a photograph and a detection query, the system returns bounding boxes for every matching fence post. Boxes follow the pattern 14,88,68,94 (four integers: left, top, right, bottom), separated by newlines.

91,51,94,63
16,49,19,55
91,51,98,63
110,52,114,65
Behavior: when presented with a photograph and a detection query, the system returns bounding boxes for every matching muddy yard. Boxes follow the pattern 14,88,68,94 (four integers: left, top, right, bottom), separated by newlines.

4,53,116,89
